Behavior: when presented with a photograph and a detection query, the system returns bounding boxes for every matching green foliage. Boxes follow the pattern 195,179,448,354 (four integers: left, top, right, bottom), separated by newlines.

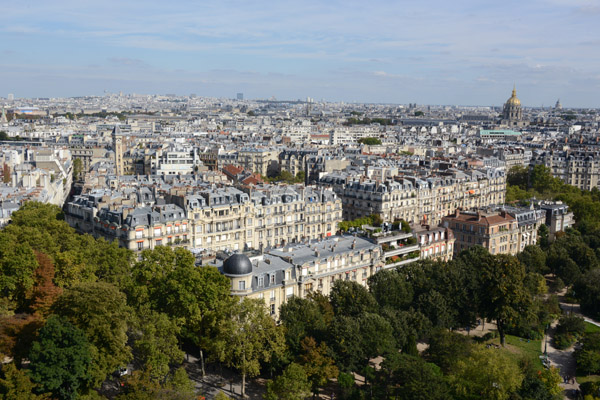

299,337,338,395
73,158,83,180
375,353,451,400
357,137,382,145
425,329,474,374
28,315,93,400
338,216,374,232
217,298,286,397
264,363,311,400
130,309,184,382
267,169,305,184
329,280,377,317
368,268,413,310
449,346,524,400
126,246,233,349
0,363,50,399
52,282,132,387
576,332,600,375
116,368,196,400
575,268,600,319
518,245,548,274
344,118,392,126
478,254,532,346
554,314,585,349
279,296,330,354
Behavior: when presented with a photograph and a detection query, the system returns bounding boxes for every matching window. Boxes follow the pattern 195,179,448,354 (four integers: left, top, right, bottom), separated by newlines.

270,304,276,315
238,280,245,290
135,230,143,239
258,276,264,287
137,242,144,250
270,275,276,284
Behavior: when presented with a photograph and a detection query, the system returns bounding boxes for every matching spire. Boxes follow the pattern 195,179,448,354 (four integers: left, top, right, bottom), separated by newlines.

512,84,517,97
0,108,7,124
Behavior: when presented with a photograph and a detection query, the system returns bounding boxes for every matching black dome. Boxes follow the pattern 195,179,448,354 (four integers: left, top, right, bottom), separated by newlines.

223,254,253,275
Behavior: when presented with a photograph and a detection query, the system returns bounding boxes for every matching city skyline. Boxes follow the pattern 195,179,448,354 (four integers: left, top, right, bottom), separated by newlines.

1,0,600,107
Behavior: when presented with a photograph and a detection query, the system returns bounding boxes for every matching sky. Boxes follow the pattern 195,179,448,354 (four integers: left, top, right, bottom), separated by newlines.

1,0,600,107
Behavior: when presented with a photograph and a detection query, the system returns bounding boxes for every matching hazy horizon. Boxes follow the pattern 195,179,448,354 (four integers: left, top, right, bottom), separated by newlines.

2,0,600,108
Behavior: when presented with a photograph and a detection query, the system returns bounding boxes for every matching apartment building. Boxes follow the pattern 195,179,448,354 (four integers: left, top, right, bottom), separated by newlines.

319,167,505,226
540,202,575,241
217,235,384,318
502,206,546,251
237,148,280,177
442,209,519,255
531,150,600,191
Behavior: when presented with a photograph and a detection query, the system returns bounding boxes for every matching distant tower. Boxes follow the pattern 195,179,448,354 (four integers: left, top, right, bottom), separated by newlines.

502,85,523,127
237,93,244,100
7,93,14,101
0,108,7,124
555,99,562,110
112,125,124,176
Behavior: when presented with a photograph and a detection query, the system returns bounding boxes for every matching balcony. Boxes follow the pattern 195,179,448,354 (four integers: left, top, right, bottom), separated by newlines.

384,244,419,257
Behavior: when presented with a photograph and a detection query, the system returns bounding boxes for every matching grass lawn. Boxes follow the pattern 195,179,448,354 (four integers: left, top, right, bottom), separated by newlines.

577,375,600,384
585,322,600,333
486,334,544,370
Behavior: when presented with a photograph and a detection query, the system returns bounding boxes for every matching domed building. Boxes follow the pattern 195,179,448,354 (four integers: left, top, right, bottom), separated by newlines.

501,86,527,127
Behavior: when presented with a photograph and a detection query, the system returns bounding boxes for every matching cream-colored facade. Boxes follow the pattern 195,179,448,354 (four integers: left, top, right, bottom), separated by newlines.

442,210,519,255
320,168,505,226
237,148,279,176
218,235,384,318
170,185,343,253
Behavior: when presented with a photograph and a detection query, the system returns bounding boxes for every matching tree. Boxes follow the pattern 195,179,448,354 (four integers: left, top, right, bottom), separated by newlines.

0,363,50,399
518,245,548,274
264,363,311,400
27,315,93,399
357,137,382,145
72,158,83,181
368,268,413,310
358,313,396,364
425,329,473,374
575,269,600,319
2,163,10,184
116,368,196,400
298,337,338,397
52,282,132,387
450,346,524,400
28,252,62,318
279,296,329,355
218,298,286,398
507,165,528,190
0,232,38,312
328,315,365,373
130,309,184,382
126,247,233,363
329,280,377,317
478,254,532,346
376,353,451,400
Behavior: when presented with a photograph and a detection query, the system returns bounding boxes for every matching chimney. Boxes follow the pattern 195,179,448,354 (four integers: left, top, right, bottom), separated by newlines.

455,208,460,218
352,239,356,249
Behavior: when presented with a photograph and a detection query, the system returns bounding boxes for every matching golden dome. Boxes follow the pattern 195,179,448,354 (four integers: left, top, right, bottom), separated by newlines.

506,87,521,106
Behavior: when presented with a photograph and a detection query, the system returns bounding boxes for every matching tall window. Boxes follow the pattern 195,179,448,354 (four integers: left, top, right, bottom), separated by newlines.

238,280,246,290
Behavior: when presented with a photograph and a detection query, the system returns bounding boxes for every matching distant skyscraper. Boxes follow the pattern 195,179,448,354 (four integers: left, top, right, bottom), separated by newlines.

7,93,14,101
237,93,244,100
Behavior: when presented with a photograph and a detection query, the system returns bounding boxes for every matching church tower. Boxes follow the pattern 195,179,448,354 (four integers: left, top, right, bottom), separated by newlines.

502,86,524,127
112,125,124,176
